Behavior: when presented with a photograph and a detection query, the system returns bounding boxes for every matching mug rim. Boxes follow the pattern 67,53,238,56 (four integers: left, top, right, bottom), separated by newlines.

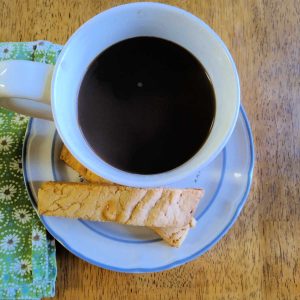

51,2,240,187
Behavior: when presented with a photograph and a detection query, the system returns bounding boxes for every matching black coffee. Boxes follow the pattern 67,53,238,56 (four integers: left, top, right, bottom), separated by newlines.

78,37,215,174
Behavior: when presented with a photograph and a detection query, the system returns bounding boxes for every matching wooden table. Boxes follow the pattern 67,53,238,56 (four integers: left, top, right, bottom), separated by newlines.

1,0,299,299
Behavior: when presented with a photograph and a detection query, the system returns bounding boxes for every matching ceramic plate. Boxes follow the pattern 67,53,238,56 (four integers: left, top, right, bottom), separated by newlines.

22,106,254,273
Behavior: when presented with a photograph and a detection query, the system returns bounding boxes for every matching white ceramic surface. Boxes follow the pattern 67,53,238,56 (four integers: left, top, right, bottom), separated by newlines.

1,3,240,187
23,106,254,273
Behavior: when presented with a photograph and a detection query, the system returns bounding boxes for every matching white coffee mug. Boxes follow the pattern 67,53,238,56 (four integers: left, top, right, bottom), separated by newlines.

0,2,240,187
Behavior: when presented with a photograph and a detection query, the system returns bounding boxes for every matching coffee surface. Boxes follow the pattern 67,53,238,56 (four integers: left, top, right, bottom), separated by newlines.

78,37,215,174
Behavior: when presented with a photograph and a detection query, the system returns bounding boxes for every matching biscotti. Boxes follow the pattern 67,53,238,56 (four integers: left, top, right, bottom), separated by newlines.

60,146,199,246
38,182,203,227
60,145,112,184
151,217,196,247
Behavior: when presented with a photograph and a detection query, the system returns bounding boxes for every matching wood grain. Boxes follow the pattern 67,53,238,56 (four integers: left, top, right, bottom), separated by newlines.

0,0,299,299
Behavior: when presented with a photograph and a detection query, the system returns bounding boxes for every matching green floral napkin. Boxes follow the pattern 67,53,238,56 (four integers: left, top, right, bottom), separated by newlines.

0,41,62,299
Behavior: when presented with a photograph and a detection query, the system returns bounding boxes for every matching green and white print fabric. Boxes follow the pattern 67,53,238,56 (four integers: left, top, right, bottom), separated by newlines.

0,41,61,299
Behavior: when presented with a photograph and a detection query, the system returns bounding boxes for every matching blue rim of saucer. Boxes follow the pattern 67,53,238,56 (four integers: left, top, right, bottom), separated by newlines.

22,106,254,273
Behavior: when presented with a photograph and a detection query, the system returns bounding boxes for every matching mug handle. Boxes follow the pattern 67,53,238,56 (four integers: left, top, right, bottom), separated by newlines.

0,60,54,120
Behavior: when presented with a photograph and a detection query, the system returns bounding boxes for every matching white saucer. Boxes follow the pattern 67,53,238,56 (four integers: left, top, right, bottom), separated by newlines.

22,106,254,273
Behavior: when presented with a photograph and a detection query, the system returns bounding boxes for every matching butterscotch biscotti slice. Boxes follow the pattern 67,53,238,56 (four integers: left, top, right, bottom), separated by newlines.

38,182,203,227
60,145,112,184
60,145,202,246
60,145,202,247
151,218,196,247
